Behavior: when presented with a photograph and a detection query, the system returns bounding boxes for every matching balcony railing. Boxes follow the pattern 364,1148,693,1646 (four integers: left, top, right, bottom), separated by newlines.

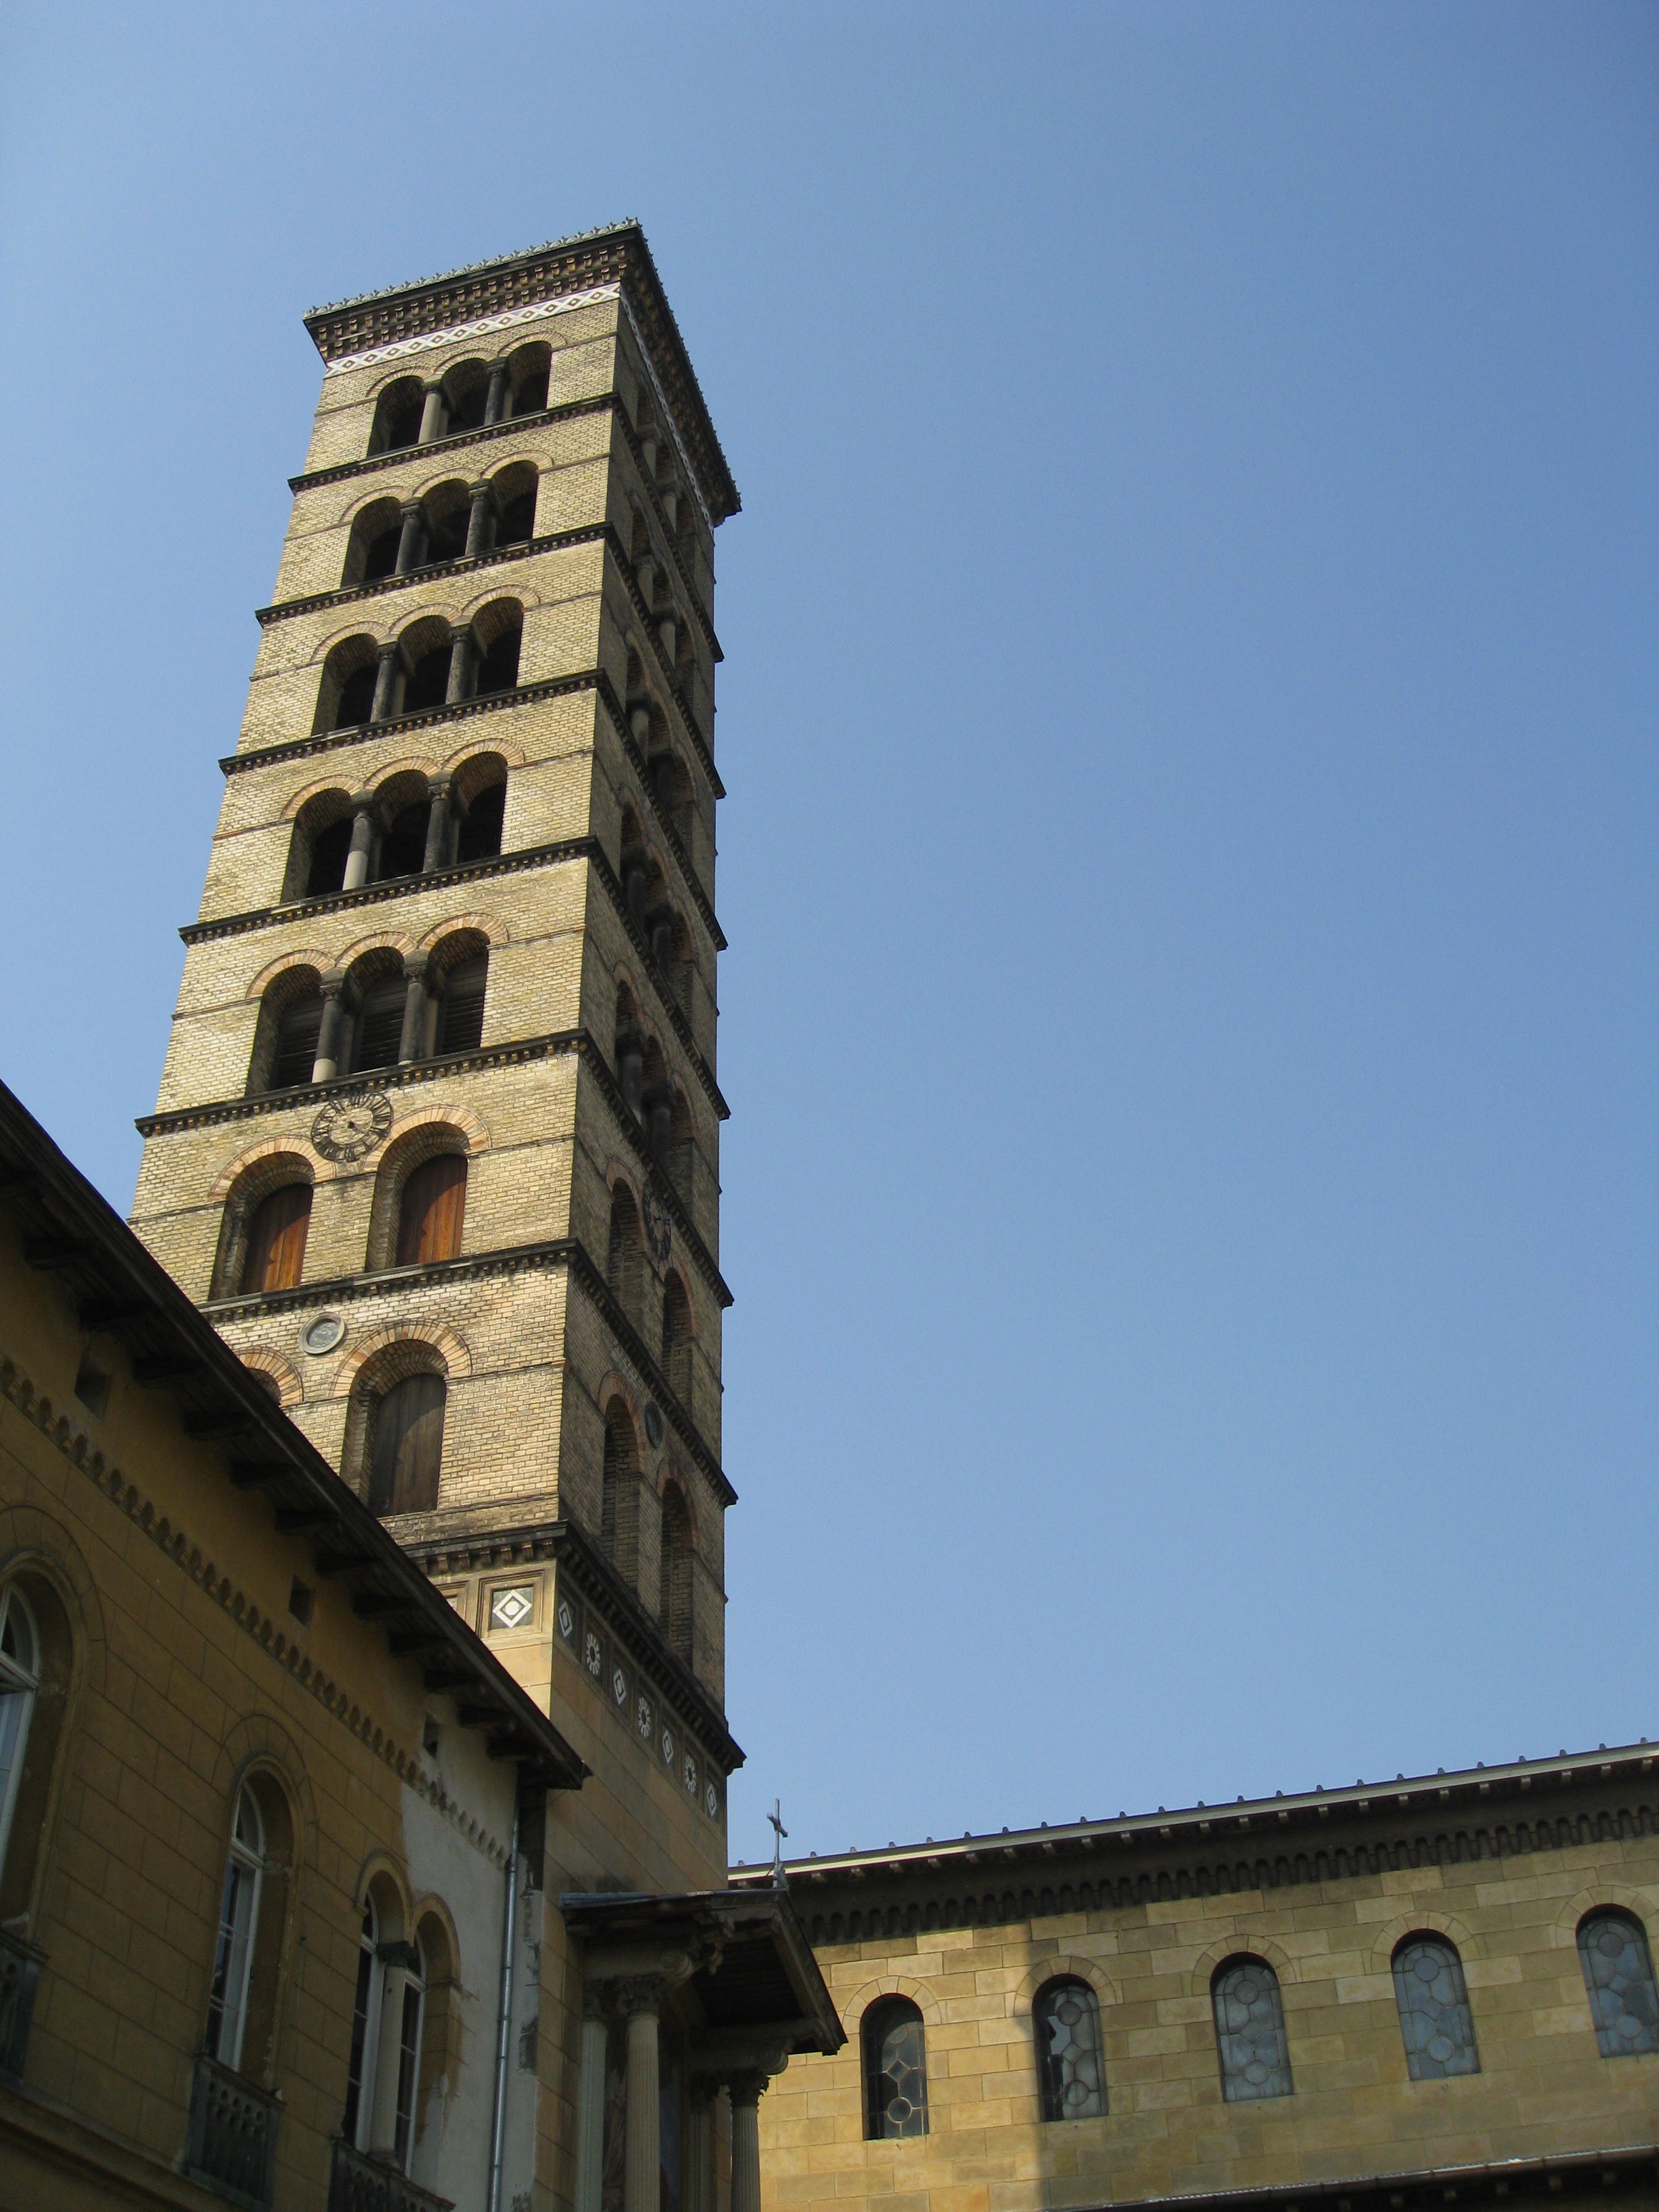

0,1929,42,2083
186,2053,280,2209
328,2138,453,2212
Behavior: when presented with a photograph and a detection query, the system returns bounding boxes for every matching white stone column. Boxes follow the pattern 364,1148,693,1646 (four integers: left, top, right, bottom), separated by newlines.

623,1982,662,2212
573,2002,610,2212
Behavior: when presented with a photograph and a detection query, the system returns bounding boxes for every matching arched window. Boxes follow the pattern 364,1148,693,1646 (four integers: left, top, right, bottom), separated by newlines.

341,1893,430,2171
659,1483,693,1661
343,498,403,587
396,1154,467,1266
420,480,471,567
455,775,506,863
863,1997,928,2139
368,377,424,456
661,1274,692,1408
491,462,538,548
434,951,488,1055
473,600,523,695
250,969,324,1095
401,623,453,714
607,1185,643,1322
368,1374,447,1515
1392,1934,1478,2079
1578,1908,1659,2058
600,1400,640,1581
1034,1977,1105,2121
443,360,490,434
205,1786,265,2070
241,1184,311,1294
506,340,550,417
314,636,380,735
1212,1957,1292,2102
342,1898,379,2144
0,1587,41,1878
350,961,408,1076
373,775,432,882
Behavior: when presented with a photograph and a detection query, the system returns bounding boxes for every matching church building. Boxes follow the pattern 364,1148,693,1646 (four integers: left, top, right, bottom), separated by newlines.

0,222,1652,2212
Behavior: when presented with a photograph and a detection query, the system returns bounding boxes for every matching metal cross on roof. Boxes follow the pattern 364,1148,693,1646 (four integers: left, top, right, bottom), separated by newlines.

769,1800,788,1884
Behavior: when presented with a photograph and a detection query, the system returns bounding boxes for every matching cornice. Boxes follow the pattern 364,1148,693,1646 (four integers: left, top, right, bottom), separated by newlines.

1007,2149,1659,2212
201,1235,736,1507
256,520,720,800
288,392,719,653
409,1516,743,1774
301,224,739,525
177,832,728,1120
133,1028,731,1305
732,1744,1659,1938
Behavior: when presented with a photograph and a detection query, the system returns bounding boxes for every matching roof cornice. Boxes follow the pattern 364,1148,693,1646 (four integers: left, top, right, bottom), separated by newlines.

302,223,739,525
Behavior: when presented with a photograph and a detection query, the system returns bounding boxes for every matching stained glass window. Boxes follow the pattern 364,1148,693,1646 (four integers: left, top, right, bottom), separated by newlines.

1212,1957,1292,2102
1034,1978,1105,2120
863,1997,928,2138
1578,1909,1659,2058
1392,1935,1479,2078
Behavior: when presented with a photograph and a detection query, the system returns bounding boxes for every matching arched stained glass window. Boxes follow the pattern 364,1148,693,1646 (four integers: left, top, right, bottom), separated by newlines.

1212,1957,1292,2103
863,1996,928,2139
1392,1935,1479,2078
1034,1977,1105,2120
1578,1909,1659,2058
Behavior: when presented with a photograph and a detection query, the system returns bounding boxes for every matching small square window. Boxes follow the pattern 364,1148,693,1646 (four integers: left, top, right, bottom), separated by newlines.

288,1578,314,1626
74,1357,110,1419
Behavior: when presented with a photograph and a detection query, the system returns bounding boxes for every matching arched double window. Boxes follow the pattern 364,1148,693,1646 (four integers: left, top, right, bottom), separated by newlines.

1212,1957,1292,2102
1392,1933,1478,2079
659,1483,694,1662
863,1997,928,2139
1578,1908,1659,2058
600,1399,642,1583
661,1274,692,1408
1033,1977,1105,2120
607,1185,643,1324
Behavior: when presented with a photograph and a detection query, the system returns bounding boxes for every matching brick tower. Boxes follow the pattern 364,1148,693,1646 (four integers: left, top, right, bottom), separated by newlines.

132,224,739,1898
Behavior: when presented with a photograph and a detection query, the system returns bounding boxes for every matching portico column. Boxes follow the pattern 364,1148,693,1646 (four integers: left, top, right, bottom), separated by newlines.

573,1996,610,2212
416,379,447,445
684,2076,717,2212
622,1981,662,2212
421,774,454,872
393,499,426,576
341,794,380,892
445,624,477,705
726,2071,769,2212
396,953,430,1064
369,640,403,723
464,481,498,558
310,971,349,1084
483,361,513,425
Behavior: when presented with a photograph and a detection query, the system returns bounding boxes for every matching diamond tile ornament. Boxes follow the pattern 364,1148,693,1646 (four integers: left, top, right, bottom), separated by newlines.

612,1664,628,1708
490,1586,535,1632
661,1726,675,1767
556,1597,575,1643
704,1780,719,1819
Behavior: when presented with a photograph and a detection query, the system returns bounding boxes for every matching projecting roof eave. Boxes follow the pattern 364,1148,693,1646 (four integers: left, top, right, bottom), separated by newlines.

301,220,740,525
0,1078,588,1793
730,1739,1657,1889
560,1885,846,2055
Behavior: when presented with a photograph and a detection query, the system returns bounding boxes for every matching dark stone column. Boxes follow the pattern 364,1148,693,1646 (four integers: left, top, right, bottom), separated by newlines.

342,796,380,892
464,483,498,559
421,775,454,873
483,361,512,425
393,499,426,576
369,641,403,724
311,971,349,1084
396,954,430,1063
617,1025,645,1117
416,379,447,445
445,626,476,705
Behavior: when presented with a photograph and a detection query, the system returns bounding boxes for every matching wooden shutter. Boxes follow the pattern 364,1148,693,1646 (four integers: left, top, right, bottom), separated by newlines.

368,1374,446,1515
269,998,323,1089
242,1185,311,1293
396,1155,468,1266
437,957,487,1054
352,977,407,1072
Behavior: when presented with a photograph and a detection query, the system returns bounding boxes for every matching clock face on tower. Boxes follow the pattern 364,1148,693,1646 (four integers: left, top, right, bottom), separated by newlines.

310,1085,393,1164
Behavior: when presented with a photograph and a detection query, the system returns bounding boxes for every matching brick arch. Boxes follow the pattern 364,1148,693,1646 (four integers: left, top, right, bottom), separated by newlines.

214,1711,319,1868
245,949,333,1002
1012,1952,1122,2015
596,1372,642,1430
333,1323,472,1397
1365,1908,1483,1978
352,1847,414,1939
207,1135,329,1201
1555,1882,1659,1943
238,1349,303,1410
838,1973,943,2029
414,909,510,956
651,1460,701,1544
382,1102,489,1155
459,580,543,622
308,613,394,665
335,926,415,968
365,756,443,797
280,771,366,823
1187,1931,1300,1996
442,732,527,775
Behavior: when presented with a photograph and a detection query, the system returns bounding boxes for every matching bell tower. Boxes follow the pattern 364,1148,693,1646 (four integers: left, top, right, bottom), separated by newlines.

131,224,740,1892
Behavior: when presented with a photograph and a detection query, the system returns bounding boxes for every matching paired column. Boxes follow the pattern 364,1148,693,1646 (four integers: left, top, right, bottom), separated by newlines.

393,498,426,575
464,482,498,558
445,624,477,705
396,953,430,1064
616,1023,645,1117
341,794,380,892
483,360,513,425
422,775,455,872
416,379,447,444
369,640,403,724
310,970,349,1084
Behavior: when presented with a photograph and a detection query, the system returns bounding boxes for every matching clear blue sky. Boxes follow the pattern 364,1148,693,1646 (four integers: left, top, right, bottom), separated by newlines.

1,3,1653,1870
